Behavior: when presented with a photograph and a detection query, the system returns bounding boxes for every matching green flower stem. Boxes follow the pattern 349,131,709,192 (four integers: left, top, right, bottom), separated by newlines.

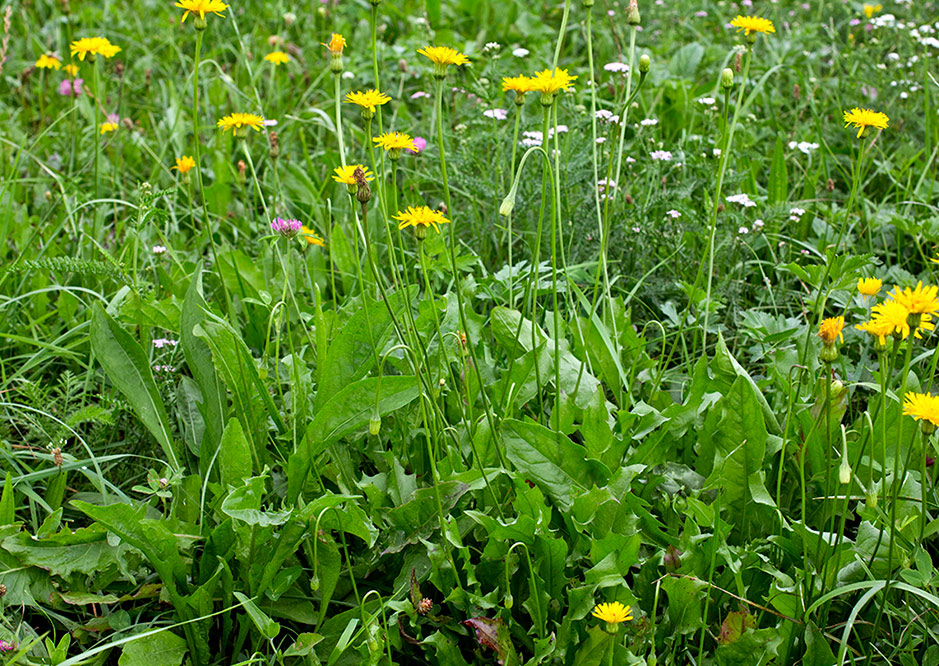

920,430,930,544
433,77,502,465
92,58,100,204
239,139,269,220
701,46,752,354
550,0,573,70
334,72,347,167
507,542,545,640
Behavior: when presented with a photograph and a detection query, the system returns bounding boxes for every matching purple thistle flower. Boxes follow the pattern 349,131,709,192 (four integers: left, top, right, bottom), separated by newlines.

271,217,302,238
0,640,15,653
406,137,427,155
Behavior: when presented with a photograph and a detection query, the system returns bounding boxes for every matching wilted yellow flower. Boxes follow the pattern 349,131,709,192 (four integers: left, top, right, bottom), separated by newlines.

863,3,882,18
886,282,939,315
172,155,196,174
818,316,845,345
394,205,449,237
903,392,939,428
345,89,391,113
265,51,289,65
531,68,578,96
100,122,118,134
322,33,346,54
373,132,417,154
332,164,374,185
70,37,121,61
175,0,229,23
35,53,61,70
855,318,894,346
857,277,882,296
729,15,776,35
301,225,325,247
417,45,470,68
843,108,889,138
217,112,265,135
502,75,534,94
591,602,633,625
63,64,79,77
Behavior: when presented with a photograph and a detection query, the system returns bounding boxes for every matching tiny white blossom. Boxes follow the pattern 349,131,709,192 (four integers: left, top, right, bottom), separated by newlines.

666,209,681,218
726,193,756,208
650,150,673,161
512,47,529,57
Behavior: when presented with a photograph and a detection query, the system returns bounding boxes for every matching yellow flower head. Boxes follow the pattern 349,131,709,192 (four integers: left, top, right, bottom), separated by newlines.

373,132,417,153
857,277,882,297
217,112,265,135
591,602,633,625
301,225,325,247
870,300,935,341
855,318,894,346
863,3,882,18
843,108,889,138
818,316,845,345
172,155,196,174
729,15,776,35
886,282,939,315
417,45,470,68
100,122,118,134
175,0,229,23
70,37,121,61
531,68,578,96
394,206,450,235
35,53,61,70
332,164,374,185
502,75,534,94
344,89,391,113
265,51,289,65
322,33,346,54
903,392,939,428
63,63,79,77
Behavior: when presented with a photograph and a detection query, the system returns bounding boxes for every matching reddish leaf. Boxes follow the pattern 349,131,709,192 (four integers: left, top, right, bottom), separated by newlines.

463,617,516,666
718,609,756,645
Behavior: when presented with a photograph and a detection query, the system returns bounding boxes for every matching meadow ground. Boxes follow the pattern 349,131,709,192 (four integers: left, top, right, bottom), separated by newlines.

2,0,939,664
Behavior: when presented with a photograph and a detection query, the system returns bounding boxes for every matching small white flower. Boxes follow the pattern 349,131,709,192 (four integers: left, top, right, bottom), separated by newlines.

341,71,355,79
697,96,716,106
604,62,630,73
152,245,167,254
640,118,658,127
483,108,509,120
512,47,529,57
596,137,607,144
411,91,430,99
152,338,178,349
666,209,681,218
650,150,673,161
632,226,641,233
753,219,765,228
484,42,501,52
738,226,749,234
626,157,636,164
726,193,756,208
789,207,806,217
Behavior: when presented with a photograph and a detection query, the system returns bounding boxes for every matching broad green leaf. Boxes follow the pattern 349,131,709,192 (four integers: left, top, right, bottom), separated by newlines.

118,631,187,666
662,575,706,635
220,476,292,527
219,418,253,488
572,626,613,666
2,523,131,578
383,481,470,553
90,305,181,471
501,418,610,511
0,472,14,524
233,591,280,639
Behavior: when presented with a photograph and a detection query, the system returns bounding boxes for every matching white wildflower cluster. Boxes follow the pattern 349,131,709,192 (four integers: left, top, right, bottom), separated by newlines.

512,47,529,58
603,62,629,74
650,150,672,161
726,193,756,208
483,108,509,120
520,125,569,147
595,109,619,124
788,141,819,154
697,96,717,107
789,207,806,222
639,118,658,127
483,42,501,53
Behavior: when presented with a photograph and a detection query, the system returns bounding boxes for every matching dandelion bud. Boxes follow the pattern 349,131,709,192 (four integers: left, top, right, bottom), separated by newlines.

583,0,595,6
721,68,734,90
499,192,516,216
329,53,343,74
113,61,125,78
398,58,409,72
819,344,839,364
793,83,801,100
369,415,381,435
193,14,207,30
921,419,937,436
53,447,63,467
310,575,320,591
826,177,835,192
839,453,852,484
269,131,280,159
624,193,634,205
283,11,296,25
237,160,247,185
354,167,371,204
734,51,743,72
627,0,641,25
639,54,650,73
369,0,382,5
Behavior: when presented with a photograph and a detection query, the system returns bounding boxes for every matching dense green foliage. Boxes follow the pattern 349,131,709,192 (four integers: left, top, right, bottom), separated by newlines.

2,0,939,664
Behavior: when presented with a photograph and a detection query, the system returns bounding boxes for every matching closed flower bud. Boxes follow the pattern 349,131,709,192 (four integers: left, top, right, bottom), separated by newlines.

354,167,371,204
237,160,247,185
734,51,743,72
193,14,207,30
499,192,516,216
827,177,835,192
639,54,650,73
269,131,280,159
417,598,433,615
839,453,852,484
369,416,381,435
329,53,343,74
627,0,641,25
721,67,734,89
583,0,594,6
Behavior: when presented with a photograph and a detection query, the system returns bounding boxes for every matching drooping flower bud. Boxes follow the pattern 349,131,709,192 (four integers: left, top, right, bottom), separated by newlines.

627,0,641,25
639,54,650,74
721,68,735,90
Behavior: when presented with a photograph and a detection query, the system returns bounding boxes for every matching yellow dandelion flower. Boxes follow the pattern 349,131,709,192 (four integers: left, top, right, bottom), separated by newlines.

869,300,935,340
394,205,450,237
886,282,939,315
344,89,391,113
855,318,894,346
322,33,346,54
175,0,229,23
903,392,939,428
531,68,578,96
63,63,79,77
373,132,417,153
70,37,121,61
729,15,776,35
35,53,61,70
172,155,196,174
843,108,889,138
265,51,289,65
100,122,118,134
863,3,882,18
417,45,470,68
857,277,882,297
217,112,265,135
591,602,633,625
502,75,534,94
301,225,325,247
818,316,845,345
332,164,374,185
